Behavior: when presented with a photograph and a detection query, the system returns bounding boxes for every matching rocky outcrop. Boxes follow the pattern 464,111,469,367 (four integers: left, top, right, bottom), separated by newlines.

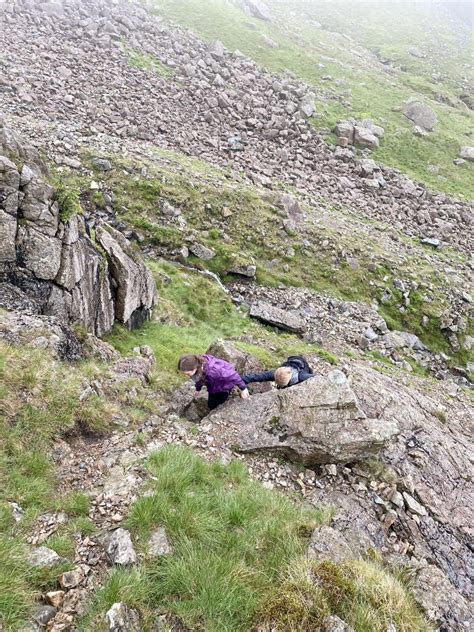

249,301,307,333
205,370,399,465
95,225,155,329
0,310,82,360
409,563,473,631
0,121,156,337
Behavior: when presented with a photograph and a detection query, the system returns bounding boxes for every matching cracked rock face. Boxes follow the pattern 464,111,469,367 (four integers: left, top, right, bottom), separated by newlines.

0,120,156,337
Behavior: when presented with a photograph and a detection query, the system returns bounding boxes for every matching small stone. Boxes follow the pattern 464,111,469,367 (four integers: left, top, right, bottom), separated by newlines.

389,490,405,508
104,528,137,566
27,546,63,569
105,602,140,632
33,605,57,626
383,509,398,530
59,567,85,589
91,157,113,172
326,464,338,476
148,527,173,557
46,590,65,608
9,501,24,523
402,492,428,516
421,237,441,248
90,180,100,191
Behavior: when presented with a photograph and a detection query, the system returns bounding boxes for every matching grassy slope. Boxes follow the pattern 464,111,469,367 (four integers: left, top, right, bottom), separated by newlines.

107,260,338,391
82,446,431,632
0,343,154,630
150,0,473,199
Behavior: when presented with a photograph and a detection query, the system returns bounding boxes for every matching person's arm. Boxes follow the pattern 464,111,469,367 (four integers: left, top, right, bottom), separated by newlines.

243,370,276,384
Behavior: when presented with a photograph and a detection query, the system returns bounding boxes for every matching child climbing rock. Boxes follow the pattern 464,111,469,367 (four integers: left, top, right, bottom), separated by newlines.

243,355,314,389
178,354,250,410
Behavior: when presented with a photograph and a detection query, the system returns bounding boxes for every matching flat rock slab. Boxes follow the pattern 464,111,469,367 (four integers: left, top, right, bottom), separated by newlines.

249,301,307,333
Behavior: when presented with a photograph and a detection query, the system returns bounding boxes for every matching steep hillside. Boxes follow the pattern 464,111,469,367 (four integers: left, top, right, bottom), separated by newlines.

154,0,474,198
0,1,473,631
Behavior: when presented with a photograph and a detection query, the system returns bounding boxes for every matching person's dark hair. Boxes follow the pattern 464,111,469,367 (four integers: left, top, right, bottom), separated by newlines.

178,354,206,379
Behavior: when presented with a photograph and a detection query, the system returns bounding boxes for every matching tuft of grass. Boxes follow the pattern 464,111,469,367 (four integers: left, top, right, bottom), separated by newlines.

43,533,75,559
58,491,90,517
0,535,35,630
52,179,82,222
255,558,433,632
0,342,150,629
85,445,326,631
124,45,172,77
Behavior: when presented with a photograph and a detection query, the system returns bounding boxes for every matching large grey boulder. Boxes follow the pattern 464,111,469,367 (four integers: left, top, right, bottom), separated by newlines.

249,302,307,333
403,99,437,131
205,370,399,465
244,0,271,21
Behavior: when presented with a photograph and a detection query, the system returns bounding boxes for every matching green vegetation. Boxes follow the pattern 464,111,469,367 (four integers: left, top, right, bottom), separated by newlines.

83,152,469,364
152,0,473,199
107,260,337,390
123,44,172,77
0,342,153,629
52,179,82,222
83,445,328,631
0,536,35,630
255,558,433,631
83,446,430,631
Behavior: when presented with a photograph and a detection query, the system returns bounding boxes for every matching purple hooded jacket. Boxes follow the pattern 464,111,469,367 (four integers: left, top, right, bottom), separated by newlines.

195,354,247,394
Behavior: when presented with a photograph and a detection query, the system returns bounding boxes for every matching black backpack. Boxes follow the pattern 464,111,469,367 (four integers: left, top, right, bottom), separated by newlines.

284,355,313,374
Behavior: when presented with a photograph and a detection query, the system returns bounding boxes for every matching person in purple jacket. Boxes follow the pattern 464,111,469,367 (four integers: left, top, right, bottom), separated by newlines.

178,354,250,410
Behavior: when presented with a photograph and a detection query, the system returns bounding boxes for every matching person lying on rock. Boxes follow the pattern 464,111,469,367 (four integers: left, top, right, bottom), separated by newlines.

178,354,250,410
243,355,314,389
